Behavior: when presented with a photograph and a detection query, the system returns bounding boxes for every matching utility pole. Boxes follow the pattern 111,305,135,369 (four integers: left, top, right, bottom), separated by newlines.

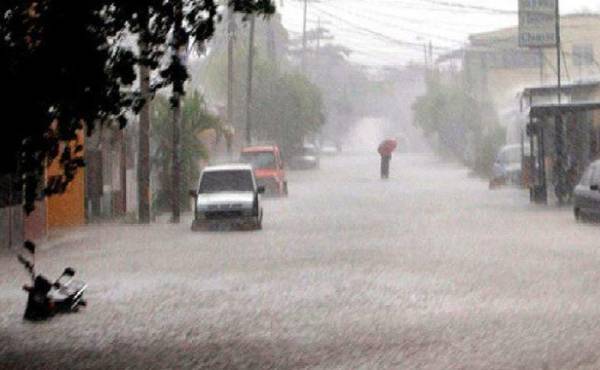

556,0,561,106
120,128,127,216
315,17,321,73
245,15,256,145
137,9,151,224
267,16,277,65
171,0,184,223
301,0,308,72
429,41,433,68
227,6,235,133
171,94,181,223
539,48,544,84
7,175,12,247
554,0,566,205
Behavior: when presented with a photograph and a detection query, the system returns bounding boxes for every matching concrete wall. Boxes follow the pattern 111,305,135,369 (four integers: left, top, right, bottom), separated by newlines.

24,201,47,243
47,133,86,228
0,206,24,249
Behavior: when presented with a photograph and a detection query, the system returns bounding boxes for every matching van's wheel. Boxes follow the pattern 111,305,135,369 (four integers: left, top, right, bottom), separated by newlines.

253,216,262,230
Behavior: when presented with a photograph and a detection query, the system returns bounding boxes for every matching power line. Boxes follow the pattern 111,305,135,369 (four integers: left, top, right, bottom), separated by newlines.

280,0,517,50
315,3,466,46
287,3,505,33
311,5,454,53
371,0,517,15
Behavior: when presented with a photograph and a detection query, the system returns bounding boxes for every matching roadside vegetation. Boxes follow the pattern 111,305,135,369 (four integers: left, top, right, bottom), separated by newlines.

196,15,325,156
413,71,505,177
151,92,220,213
1,0,275,212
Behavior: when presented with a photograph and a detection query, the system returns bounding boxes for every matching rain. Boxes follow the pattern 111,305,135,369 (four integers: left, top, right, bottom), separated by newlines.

2,1,600,369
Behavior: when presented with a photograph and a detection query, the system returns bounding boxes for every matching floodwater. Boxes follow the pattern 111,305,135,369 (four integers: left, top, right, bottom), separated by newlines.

2,151,600,369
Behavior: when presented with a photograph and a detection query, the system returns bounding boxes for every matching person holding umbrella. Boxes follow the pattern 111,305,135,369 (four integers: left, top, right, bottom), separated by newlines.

378,138,398,179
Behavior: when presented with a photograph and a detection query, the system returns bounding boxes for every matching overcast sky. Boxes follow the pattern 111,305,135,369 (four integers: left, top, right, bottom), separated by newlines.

278,0,599,68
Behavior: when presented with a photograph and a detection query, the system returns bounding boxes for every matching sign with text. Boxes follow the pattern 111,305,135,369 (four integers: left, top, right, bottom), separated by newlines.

519,0,557,48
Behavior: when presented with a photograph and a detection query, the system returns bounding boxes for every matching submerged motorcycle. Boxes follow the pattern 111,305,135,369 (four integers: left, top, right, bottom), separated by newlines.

18,241,88,321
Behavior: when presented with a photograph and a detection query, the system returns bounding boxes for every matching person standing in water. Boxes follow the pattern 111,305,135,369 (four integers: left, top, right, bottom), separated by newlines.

378,139,397,179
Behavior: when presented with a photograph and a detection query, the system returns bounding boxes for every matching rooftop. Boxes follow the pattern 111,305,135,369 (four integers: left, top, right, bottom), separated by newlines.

530,101,600,116
469,13,600,46
523,80,600,97
202,164,253,172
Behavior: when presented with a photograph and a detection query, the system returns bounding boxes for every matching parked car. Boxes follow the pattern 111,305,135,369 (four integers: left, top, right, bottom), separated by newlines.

320,140,340,156
240,145,288,196
574,160,600,222
490,144,530,188
190,164,264,231
289,144,320,170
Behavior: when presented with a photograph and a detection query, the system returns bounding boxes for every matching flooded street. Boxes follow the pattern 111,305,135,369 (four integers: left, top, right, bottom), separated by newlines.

3,152,600,369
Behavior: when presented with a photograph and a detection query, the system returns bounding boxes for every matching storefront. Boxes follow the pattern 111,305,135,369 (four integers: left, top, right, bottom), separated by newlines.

527,102,600,204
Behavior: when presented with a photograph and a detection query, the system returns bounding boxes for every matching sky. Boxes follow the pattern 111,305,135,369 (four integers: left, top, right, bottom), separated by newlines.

278,0,599,68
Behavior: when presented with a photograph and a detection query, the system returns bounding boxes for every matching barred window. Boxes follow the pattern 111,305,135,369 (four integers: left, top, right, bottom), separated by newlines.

573,44,594,66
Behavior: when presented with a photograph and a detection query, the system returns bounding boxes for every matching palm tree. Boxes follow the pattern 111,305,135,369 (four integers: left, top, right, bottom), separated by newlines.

151,91,221,213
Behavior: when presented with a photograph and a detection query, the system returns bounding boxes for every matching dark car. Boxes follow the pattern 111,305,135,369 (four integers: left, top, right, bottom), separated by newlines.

289,144,320,170
573,160,600,222
490,144,530,187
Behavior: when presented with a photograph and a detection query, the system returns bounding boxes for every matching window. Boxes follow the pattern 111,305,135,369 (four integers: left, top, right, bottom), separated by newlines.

199,170,254,193
573,44,594,67
580,166,594,186
240,152,276,169
498,146,527,164
592,165,600,186
487,50,541,69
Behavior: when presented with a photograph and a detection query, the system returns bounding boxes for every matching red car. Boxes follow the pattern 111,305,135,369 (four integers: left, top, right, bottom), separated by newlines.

240,145,288,196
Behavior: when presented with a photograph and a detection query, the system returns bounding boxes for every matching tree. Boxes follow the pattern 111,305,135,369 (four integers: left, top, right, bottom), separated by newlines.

252,69,325,153
1,1,133,212
0,0,275,213
151,91,220,213
197,14,324,154
412,72,504,176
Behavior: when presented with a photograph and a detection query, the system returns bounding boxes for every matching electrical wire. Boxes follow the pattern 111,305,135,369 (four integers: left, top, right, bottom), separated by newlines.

311,5,453,52
367,0,517,15
315,3,466,45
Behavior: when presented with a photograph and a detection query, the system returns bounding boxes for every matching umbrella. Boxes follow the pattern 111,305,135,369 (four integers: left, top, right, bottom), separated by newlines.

378,139,398,156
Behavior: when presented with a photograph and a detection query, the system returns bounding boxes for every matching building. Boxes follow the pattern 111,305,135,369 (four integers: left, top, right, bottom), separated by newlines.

463,13,600,143
1,123,135,249
85,125,135,221
46,132,86,228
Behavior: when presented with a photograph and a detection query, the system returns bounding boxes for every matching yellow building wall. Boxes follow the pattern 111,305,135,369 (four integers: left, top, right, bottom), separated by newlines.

47,134,86,228
479,15,600,112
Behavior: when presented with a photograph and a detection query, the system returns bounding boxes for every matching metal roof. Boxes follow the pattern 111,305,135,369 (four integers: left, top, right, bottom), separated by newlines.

529,102,600,116
523,81,600,97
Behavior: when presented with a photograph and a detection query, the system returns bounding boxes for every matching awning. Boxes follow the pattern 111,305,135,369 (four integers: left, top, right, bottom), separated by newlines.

523,81,600,98
529,102,600,117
